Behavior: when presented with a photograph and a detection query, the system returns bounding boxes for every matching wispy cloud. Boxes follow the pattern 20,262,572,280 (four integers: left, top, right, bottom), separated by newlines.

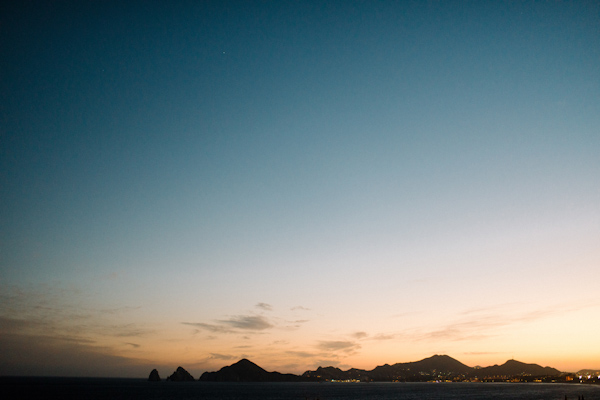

219,315,273,330
370,333,396,341
182,322,232,333
289,319,309,324
209,353,237,360
111,324,155,338
280,318,309,330
415,301,600,343
414,312,513,343
291,306,310,311
255,303,273,311
0,330,153,377
0,285,154,348
317,340,360,352
459,303,522,316
124,342,140,348
286,350,317,358
348,331,395,341
183,315,273,333
422,327,493,342
99,306,141,315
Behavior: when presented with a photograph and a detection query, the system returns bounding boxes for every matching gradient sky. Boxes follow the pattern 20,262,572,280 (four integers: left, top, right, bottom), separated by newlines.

1,0,599,378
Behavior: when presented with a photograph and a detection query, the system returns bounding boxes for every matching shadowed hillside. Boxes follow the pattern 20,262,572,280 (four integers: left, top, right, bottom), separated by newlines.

199,359,306,382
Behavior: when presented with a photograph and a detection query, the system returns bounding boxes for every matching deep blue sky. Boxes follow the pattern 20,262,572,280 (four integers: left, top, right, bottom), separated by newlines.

1,1,599,376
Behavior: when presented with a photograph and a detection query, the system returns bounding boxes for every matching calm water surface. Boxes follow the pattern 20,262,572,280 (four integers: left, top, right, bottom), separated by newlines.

1,378,599,400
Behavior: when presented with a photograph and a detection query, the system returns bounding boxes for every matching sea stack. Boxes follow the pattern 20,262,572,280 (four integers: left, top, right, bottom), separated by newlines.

167,366,195,381
148,369,161,381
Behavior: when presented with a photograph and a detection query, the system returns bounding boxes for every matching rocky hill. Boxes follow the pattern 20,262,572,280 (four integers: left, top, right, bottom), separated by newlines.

166,366,195,381
474,359,561,378
302,354,473,381
198,358,306,382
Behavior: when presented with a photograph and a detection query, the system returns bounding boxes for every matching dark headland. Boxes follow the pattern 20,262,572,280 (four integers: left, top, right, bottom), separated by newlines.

199,358,304,382
149,354,598,383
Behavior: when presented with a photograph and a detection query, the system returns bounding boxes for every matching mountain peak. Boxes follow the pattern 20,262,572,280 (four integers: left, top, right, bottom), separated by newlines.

199,358,301,382
234,358,260,367
166,366,195,381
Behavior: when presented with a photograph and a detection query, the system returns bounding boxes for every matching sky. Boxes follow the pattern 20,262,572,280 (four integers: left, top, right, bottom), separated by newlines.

1,0,599,378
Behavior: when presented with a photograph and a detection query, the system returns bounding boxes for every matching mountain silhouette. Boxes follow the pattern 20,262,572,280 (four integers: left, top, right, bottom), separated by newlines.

166,366,195,381
302,354,474,381
475,359,560,377
199,358,304,382
157,355,565,382
301,355,561,382
369,354,473,381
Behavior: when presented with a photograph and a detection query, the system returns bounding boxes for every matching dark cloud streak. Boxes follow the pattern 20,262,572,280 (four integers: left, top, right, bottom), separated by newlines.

317,340,360,352
182,315,273,333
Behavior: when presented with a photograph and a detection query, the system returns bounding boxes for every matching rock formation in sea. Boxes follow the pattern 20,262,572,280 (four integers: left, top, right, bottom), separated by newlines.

148,369,161,381
166,366,195,381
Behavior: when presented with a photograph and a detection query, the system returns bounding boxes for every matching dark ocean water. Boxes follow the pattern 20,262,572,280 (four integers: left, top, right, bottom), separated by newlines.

1,378,599,400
